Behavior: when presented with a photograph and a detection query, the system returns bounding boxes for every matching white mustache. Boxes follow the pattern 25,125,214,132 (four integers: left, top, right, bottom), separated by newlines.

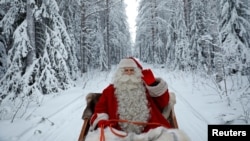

118,75,141,83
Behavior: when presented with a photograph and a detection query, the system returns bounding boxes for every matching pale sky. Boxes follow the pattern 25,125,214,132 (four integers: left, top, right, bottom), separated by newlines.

124,0,138,43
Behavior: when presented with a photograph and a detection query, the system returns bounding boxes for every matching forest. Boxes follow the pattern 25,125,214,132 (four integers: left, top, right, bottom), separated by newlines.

0,0,250,120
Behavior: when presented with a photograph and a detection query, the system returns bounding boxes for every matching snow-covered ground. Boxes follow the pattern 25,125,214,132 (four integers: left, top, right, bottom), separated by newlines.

0,62,249,141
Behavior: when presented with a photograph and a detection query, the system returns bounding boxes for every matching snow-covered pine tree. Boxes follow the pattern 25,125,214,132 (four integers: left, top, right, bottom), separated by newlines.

80,0,104,72
216,0,250,106
57,0,82,73
170,0,189,71
0,0,78,120
0,39,7,78
108,0,132,64
219,0,250,75
187,0,207,71
136,0,188,67
136,0,157,63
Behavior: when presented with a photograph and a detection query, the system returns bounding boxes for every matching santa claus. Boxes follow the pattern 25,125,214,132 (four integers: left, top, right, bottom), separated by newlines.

86,57,193,141
87,57,190,141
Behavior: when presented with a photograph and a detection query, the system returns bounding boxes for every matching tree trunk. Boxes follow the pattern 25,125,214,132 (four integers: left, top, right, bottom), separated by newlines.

81,2,87,73
26,0,36,69
105,0,110,70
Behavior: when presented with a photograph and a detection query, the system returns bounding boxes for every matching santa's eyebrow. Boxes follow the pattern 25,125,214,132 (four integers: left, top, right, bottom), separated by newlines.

124,68,134,71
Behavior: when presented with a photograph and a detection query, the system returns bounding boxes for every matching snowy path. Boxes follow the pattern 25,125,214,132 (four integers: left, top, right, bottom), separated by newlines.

15,86,207,141
15,87,86,141
153,67,208,141
0,68,209,141
14,71,114,141
173,89,207,141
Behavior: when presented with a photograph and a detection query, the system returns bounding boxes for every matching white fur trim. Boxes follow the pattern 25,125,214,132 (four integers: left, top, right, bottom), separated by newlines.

162,92,176,119
118,59,137,68
169,92,176,105
89,113,109,131
86,127,190,141
166,129,191,141
143,127,190,141
85,127,128,141
146,78,168,97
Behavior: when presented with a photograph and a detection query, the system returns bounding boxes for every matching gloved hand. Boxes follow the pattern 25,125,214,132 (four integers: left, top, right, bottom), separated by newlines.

98,120,112,128
90,113,108,130
142,69,156,85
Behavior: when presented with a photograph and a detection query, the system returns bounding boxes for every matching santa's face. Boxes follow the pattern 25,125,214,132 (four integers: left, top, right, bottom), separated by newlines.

123,67,135,75
113,67,142,85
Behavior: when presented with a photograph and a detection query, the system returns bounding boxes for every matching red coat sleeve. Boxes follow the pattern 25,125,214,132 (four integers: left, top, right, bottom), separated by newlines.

151,89,170,111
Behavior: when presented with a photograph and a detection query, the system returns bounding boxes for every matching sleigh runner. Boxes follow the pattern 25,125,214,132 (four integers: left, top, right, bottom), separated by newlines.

78,93,179,141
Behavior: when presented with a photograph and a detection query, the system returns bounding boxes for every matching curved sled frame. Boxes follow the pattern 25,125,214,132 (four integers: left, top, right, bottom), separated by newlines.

78,93,178,141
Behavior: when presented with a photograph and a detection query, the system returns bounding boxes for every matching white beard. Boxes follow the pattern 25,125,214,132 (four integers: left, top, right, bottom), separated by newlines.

113,72,150,134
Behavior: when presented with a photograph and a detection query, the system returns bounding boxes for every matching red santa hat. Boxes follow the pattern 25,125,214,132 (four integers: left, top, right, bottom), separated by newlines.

118,57,143,70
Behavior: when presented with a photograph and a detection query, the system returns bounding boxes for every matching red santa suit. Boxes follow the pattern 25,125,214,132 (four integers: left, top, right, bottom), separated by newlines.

90,57,176,134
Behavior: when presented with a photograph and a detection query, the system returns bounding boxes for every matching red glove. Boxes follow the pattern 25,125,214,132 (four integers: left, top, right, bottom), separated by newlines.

142,69,156,85
98,120,112,128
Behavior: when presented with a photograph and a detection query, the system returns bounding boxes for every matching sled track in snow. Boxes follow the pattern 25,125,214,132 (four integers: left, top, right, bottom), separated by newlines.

168,85,208,141
17,89,86,140
170,86,209,124
46,94,85,118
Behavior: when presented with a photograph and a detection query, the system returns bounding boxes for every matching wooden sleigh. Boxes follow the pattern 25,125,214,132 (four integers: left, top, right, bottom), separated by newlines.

78,93,179,141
